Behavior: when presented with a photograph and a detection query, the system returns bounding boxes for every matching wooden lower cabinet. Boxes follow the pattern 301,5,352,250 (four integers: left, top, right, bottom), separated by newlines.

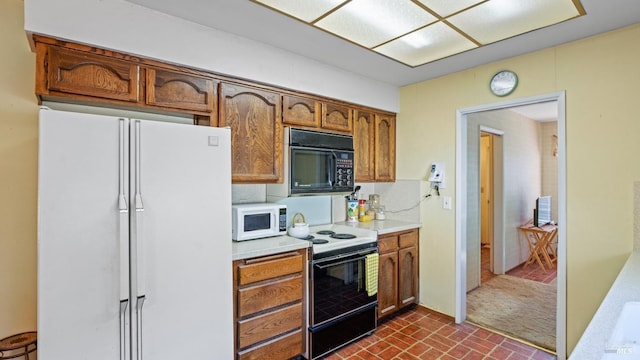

233,249,306,360
377,228,419,319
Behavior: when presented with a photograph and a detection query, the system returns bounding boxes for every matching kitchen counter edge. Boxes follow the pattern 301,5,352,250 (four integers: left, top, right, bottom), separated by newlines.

569,250,640,360
232,235,310,261
335,219,422,235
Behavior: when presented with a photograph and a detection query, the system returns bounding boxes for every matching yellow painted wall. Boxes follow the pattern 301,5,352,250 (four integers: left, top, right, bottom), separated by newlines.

0,0,39,337
400,24,640,353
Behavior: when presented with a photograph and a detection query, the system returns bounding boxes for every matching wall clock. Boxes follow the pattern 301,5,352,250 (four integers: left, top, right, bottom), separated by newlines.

489,70,518,97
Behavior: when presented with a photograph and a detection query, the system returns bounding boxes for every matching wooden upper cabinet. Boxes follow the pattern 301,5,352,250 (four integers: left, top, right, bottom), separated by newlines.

219,82,283,183
146,68,216,113
322,103,353,133
353,110,375,182
38,43,140,103
375,114,396,182
282,95,321,128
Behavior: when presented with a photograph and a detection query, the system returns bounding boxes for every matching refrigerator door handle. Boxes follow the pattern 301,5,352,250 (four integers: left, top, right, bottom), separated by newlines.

119,119,129,303
118,119,129,213
134,120,144,212
120,300,130,360
133,120,146,298
136,296,146,360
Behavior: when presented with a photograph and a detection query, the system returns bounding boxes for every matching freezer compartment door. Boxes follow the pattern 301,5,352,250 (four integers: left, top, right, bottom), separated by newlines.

129,120,233,359
37,109,129,359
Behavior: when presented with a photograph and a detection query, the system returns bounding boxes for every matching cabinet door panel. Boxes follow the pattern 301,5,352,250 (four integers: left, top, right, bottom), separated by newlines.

220,83,283,183
375,114,396,182
146,68,215,113
47,46,139,102
283,95,321,127
398,246,418,309
378,252,398,317
322,103,353,132
354,110,375,182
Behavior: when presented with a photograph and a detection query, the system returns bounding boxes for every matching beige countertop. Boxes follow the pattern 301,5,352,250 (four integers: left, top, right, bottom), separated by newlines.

569,251,640,360
232,220,421,261
232,235,310,261
334,219,422,235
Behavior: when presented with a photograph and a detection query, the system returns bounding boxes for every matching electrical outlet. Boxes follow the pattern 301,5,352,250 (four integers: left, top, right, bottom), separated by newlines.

443,196,452,210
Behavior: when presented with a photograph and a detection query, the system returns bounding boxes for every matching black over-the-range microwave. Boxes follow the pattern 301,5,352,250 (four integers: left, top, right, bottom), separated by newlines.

268,128,355,197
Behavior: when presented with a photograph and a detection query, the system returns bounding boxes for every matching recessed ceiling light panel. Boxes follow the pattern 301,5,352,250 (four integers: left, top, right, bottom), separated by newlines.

375,22,477,66
416,0,485,17
250,0,584,67
253,0,344,22
448,0,582,44
315,0,437,48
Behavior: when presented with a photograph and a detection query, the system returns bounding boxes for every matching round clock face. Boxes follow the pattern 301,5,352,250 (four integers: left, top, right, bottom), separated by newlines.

490,70,518,96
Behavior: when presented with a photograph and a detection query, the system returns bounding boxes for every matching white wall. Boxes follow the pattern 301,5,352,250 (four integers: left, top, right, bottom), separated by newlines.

466,108,542,290
541,122,559,221
23,0,399,112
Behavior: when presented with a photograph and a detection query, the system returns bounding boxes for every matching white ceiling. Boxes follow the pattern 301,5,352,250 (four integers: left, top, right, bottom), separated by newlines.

126,0,640,87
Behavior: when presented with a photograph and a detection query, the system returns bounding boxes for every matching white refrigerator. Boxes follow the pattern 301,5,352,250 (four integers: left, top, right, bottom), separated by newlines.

37,108,233,359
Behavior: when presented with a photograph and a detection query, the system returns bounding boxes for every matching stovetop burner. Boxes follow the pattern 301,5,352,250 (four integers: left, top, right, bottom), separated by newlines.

330,233,356,239
298,235,329,244
316,230,335,235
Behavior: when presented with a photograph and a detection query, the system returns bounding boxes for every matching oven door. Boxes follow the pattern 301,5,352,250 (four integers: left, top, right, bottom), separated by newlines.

310,249,378,326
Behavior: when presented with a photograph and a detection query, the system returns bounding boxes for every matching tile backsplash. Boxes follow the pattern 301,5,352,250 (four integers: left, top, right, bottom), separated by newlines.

233,180,424,227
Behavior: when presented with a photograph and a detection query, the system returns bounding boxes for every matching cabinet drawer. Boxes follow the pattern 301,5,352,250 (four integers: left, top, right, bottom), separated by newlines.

238,275,303,317
238,329,303,360
378,236,398,253
238,253,303,285
237,303,302,349
45,45,140,102
399,230,418,248
146,68,215,112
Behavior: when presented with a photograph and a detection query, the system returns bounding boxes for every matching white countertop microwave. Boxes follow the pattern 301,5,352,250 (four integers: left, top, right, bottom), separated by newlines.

232,203,287,241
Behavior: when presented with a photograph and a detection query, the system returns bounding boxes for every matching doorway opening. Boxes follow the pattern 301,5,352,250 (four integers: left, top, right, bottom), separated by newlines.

455,92,567,359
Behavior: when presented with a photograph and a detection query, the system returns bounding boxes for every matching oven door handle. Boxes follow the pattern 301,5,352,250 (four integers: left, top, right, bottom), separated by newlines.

314,255,368,269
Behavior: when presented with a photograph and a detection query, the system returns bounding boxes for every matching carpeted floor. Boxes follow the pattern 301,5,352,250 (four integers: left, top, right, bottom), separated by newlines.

466,274,557,351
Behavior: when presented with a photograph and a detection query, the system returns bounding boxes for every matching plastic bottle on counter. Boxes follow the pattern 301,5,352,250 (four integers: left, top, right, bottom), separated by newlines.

358,199,368,222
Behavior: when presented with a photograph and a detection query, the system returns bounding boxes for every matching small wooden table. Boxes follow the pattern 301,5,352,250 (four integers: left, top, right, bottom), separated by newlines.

0,332,37,360
518,221,557,273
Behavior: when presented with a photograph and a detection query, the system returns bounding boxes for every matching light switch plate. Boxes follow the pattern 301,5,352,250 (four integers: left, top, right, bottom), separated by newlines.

443,196,452,210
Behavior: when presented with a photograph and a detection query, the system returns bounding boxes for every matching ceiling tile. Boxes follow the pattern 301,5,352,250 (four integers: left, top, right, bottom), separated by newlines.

416,0,485,17
252,0,344,22
375,22,477,66
315,0,437,48
448,0,581,44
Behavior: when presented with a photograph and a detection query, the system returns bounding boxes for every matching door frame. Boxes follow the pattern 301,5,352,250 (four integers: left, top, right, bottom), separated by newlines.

454,92,566,359
479,128,505,279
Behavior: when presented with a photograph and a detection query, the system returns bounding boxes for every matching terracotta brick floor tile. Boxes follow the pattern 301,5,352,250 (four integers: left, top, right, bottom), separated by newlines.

532,350,557,360
489,346,514,360
463,349,486,360
507,352,530,360
318,307,556,360
406,341,430,356
418,347,444,360
447,343,472,358
409,328,431,341
400,324,421,336
366,340,392,355
355,348,381,360
378,345,403,359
